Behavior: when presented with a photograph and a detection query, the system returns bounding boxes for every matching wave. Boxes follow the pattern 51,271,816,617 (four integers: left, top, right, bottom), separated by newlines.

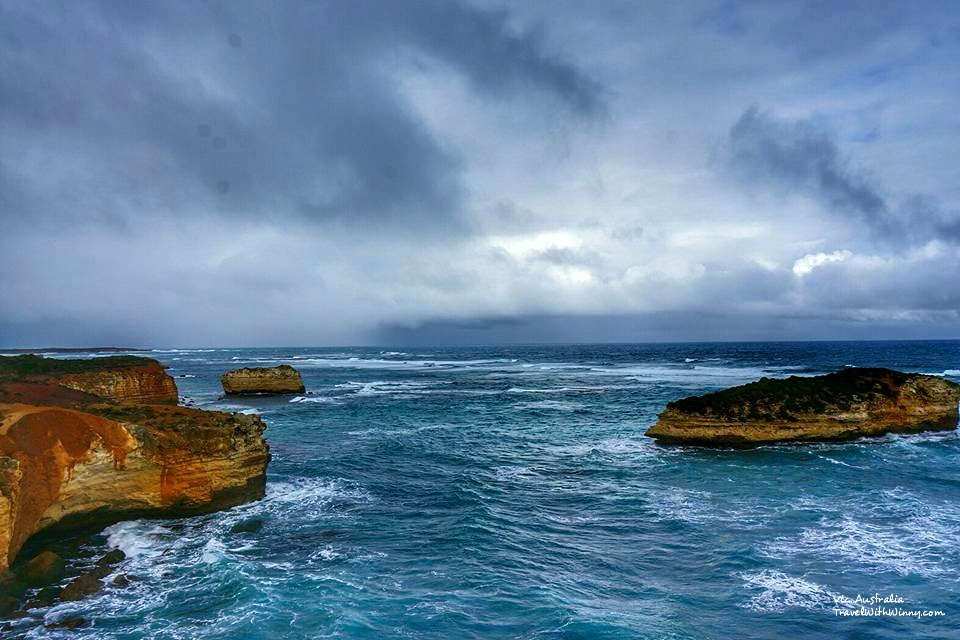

152,348,218,353
737,570,845,612
104,520,178,560
762,490,960,578
513,400,586,412
506,384,642,394
289,395,339,404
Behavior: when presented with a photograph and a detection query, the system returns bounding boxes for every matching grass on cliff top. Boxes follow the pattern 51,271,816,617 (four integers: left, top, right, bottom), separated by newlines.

0,354,158,378
83,403,246,434
667,367,912,421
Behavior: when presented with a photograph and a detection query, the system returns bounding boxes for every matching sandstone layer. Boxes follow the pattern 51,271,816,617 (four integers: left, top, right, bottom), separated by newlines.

646,368,960,447
0,355,270,573
221,365,305,395
0,355,178,405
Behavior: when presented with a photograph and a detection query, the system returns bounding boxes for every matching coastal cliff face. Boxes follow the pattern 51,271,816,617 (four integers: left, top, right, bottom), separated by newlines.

646,368,960,447
0,355,178,405
56,363,178,404
221,365,305,395
0,356,270,573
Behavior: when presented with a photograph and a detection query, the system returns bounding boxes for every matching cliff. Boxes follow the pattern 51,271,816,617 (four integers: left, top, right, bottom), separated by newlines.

646,368,960,447
221,365,305,395
0,355,178,405
0,355,269,573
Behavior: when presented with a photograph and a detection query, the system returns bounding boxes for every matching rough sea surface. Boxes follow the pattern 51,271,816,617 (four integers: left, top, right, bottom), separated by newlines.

7,341,960,639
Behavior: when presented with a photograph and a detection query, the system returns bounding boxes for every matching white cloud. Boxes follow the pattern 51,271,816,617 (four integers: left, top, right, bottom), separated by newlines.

792,250,853,276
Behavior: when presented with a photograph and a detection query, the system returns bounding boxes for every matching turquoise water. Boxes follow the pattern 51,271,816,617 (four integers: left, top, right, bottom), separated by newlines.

9,341,960,639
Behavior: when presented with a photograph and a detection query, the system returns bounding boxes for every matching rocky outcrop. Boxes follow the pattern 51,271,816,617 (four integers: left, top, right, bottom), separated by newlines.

646,368,960,447
0,355,178,405
0,355,270,574
221,365,305,395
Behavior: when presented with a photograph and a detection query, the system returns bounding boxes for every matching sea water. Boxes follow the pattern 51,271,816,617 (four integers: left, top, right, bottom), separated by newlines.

7,341,960,639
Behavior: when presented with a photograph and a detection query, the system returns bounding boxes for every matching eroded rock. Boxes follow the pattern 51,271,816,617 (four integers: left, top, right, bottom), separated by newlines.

19,551,65,587
221,365,305,395
0,356,271,574
646,368,960,447
59,573,102,601
46,616,87,629
0,355,178,405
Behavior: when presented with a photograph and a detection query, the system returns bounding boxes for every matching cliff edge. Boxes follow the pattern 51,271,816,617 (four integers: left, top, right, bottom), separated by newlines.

0,355,178,405
646,367,960,447
0,355,270,573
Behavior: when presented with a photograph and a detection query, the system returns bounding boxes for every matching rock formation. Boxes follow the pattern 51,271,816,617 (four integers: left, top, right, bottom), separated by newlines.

646,368,960,447
0,355,178,404
0,355,270,575
221,365,305,395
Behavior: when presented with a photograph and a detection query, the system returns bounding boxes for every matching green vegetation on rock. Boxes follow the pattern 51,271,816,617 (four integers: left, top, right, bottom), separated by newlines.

0,355,157,378
667,368,912,422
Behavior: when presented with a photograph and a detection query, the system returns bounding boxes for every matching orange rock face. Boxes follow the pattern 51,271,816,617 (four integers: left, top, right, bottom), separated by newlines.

56,363,179,404
0,355,178,405
0,356,270,572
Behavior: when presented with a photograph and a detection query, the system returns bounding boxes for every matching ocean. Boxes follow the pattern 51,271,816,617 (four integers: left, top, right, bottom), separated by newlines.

9,341,960,639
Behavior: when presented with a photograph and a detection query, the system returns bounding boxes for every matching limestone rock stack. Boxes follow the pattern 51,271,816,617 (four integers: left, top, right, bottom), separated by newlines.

646,368,960,447
221,365,305,395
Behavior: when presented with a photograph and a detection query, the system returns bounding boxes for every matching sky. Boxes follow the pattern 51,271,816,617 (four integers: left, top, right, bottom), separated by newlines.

2,0,959,347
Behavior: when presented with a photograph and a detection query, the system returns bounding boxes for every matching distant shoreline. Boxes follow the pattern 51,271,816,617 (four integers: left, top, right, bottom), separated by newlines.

0,347,145,354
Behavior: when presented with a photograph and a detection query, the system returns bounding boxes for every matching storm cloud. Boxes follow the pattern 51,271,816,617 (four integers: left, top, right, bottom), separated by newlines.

0,0,597,232
2,1,959,346
724,106,960,245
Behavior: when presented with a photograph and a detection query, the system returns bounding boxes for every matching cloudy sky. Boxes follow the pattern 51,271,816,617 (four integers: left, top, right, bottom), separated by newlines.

2,1,959,347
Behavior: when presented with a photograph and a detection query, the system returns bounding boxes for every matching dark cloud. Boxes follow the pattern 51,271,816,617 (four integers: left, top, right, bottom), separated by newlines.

375,310,960,346
2,2,959,347
725,107,888,221
0,0,599,232
724,106,960,244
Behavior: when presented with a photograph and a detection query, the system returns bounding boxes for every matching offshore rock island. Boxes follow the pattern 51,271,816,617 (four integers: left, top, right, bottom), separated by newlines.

0,355,270,574
646,367,960,447
221,365,306,395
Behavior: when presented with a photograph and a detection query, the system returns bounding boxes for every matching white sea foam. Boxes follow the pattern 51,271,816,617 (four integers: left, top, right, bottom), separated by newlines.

258,477,373,520
336,380,440,397
103,520,174,560
277,356,520,371
814,454,866,469
547,437,661,458
737,570,846,612
514,400,586,411
201,537,226,564
152,348,217,353
310,545,341,562
506,384,641,394
347,423,449,438
943,369,960,377
647,488,718,524
289,395,339,404
762,490,960,577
